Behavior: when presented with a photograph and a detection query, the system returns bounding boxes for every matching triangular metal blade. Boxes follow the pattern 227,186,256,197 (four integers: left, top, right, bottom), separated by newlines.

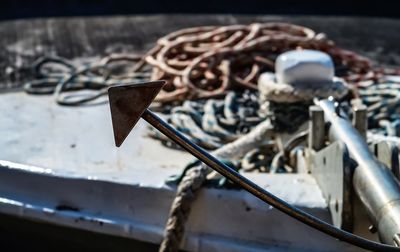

108,81,165,147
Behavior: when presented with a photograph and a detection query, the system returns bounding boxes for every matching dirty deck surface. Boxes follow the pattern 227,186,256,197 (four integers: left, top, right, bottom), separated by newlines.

0,91,336,252
0,92,193,185
0,90,326,208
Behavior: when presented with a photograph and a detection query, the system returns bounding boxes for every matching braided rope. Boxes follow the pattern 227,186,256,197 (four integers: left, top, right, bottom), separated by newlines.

146,23,373,103
24,22,384,106
24,55,150,106
159,120,274,252
148,90,262,149
159,165,207,252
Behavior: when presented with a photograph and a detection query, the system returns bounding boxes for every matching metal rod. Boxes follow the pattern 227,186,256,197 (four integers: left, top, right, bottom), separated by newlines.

353,104,368,139
318,99,400,246
141,109,400,252
309,105,325,151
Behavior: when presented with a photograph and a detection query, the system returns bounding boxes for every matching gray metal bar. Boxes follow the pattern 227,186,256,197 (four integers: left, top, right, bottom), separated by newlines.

318,99,400,245
353,104,368,139
309,105,325,151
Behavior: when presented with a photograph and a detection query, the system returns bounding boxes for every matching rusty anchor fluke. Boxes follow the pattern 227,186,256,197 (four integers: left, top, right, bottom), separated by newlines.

107,81,400,252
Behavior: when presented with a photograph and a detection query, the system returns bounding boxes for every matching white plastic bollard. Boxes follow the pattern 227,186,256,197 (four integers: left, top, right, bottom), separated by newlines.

275,49,334,85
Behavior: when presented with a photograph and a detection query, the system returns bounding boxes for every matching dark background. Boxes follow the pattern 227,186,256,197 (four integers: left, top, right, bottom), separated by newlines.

0,0,398,20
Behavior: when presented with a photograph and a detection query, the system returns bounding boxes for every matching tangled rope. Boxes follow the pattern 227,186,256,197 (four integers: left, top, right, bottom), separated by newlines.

21,22,400,252
148,24,399,252
24,55,151,105
158,74,400,251
24,22,376,106
356,74,400,135
148,90,263,149
160,119,275,252
144,23,373,103
159,165,208,252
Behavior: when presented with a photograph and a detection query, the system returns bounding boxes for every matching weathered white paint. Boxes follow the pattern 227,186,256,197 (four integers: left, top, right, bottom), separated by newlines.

0,92,363,251
0,92,193,186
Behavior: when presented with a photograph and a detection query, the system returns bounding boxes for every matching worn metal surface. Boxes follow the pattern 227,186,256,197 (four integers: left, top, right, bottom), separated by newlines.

318,99,400,245
108,81,165,147
309,105,325,151
312,142,353,231
373,141,400,180
352,104,367,139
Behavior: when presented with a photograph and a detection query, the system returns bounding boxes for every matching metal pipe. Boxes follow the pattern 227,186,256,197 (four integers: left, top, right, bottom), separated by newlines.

309,105,325,151
353,104,367,139
318,99,400,245
141,109,399,251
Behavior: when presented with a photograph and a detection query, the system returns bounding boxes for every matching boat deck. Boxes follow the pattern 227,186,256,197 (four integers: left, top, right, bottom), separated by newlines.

0,91,192,186
0,91,335,251
0,15,397,251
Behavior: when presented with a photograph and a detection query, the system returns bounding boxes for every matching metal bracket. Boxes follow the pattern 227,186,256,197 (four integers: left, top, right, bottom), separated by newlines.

371,141,400,180
311,141,353,231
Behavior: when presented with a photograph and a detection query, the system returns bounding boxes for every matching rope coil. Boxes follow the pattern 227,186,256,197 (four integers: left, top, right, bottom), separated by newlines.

21,22,400,252
24,22,381,106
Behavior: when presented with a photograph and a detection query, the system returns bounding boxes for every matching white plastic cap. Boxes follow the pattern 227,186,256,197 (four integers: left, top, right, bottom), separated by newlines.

275,50,334,85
